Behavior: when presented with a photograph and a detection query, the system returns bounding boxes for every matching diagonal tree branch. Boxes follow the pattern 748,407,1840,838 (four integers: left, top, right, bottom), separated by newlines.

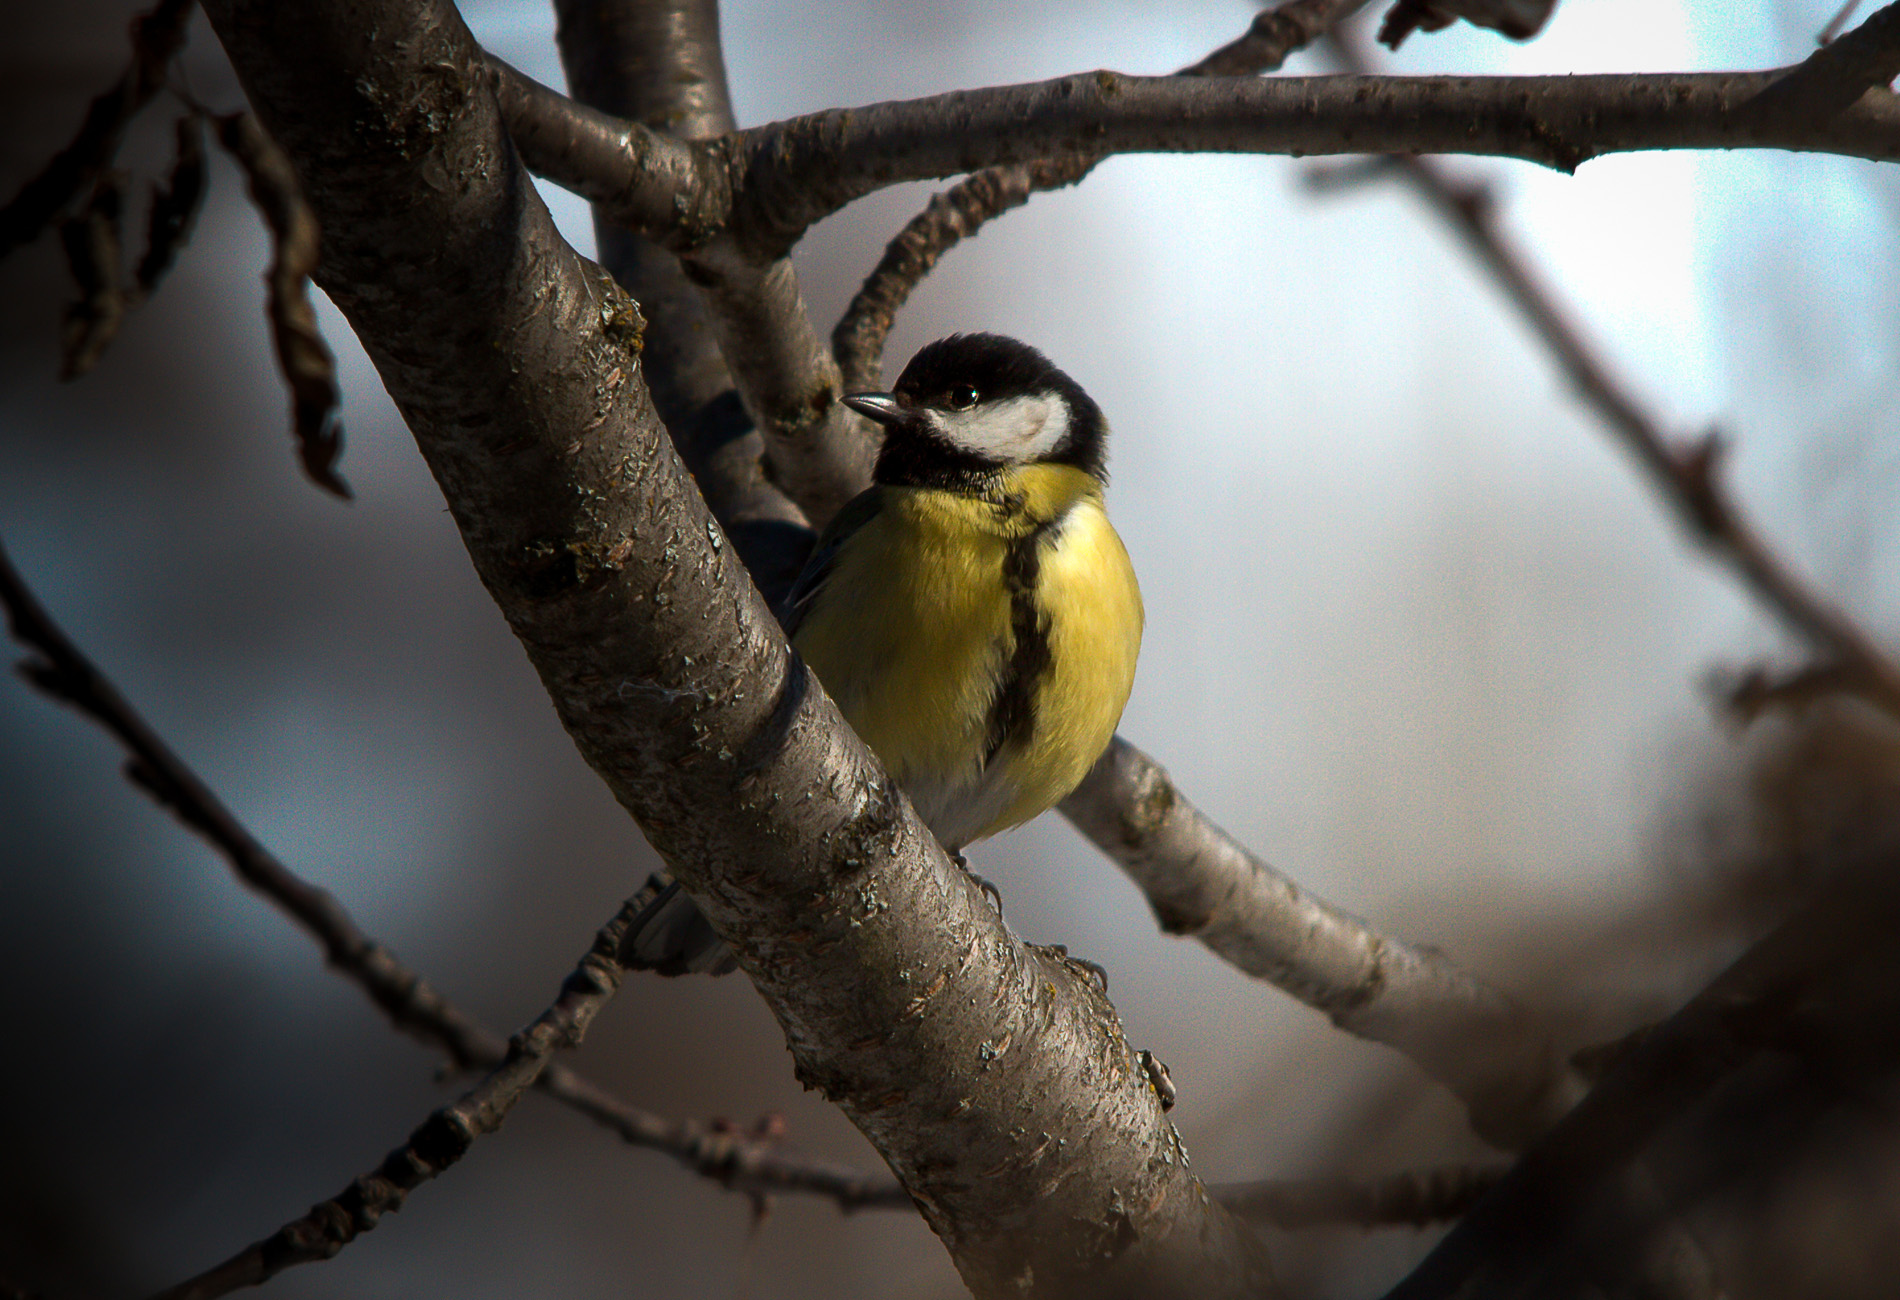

1062,740,1585,1150
833,0,1371,391
1741,0,1900,124
1222,1164,1508,1231
148,892,646,1300
195,0,1265,1293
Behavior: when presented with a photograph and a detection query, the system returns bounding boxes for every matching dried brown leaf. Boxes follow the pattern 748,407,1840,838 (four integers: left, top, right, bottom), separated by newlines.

0,0,194,261
215,112,350,499
58,173,129,380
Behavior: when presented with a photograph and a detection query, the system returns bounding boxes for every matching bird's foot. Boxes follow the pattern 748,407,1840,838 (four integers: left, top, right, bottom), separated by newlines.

954,854,1006,921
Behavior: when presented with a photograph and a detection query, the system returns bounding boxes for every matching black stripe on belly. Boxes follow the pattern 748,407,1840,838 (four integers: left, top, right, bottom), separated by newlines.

984,514,1059,766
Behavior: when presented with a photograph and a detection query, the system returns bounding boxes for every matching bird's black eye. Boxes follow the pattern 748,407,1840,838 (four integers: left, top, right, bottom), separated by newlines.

946,384,979,411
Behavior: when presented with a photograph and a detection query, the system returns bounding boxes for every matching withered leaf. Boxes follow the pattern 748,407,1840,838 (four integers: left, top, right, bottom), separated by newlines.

0,0,194,261
58,172,129,380
216,112,351,500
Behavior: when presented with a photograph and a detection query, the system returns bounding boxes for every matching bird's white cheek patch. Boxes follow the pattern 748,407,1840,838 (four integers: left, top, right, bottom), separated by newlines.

933,395,1070,464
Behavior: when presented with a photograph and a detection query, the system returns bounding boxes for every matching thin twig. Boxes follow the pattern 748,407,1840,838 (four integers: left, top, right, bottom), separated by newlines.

0,535,907,1213
1822,1,1868,46
147,894,644,1300
1320,29,1900,722
831,0,1370,390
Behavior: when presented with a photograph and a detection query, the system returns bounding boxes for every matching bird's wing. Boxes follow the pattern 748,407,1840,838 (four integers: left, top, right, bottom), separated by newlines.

780,486,886,638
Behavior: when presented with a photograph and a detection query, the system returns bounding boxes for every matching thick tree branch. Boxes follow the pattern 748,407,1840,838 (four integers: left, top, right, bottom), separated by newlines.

550,0,812,601
834,0,1370,391
496,62,1900,273
149,894,644,1300
1062,740,1584,1150
489,58,871,531
721,69,1900,258
196,1,1263,1293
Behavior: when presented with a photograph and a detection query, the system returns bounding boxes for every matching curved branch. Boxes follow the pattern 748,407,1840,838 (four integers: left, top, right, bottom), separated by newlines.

150,894,644,1300
833,0,1369,391
1061,739,1586,1150
0,534,907,1213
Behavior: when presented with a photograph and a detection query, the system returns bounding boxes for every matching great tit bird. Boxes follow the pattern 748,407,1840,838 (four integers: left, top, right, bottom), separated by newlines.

627,333,1143,975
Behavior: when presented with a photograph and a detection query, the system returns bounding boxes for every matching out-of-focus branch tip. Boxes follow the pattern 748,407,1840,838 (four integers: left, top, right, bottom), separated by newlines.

136,113,208,294
1220,1164,1509,1230
1716,662,1863,724
1822,1,1868,45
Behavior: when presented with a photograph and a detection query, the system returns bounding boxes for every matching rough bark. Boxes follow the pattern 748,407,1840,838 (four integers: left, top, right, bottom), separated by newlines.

195,0,1267,1293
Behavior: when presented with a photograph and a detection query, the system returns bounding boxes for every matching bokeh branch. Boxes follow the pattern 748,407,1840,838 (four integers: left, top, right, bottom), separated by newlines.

1323,30,1900,723
213,112,349,498
1385,850,1900,1299
148,893,645,1300
1222,1164,1508,1230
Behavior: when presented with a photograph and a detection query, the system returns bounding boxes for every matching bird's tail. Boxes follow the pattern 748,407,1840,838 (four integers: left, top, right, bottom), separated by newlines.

622,872,739,977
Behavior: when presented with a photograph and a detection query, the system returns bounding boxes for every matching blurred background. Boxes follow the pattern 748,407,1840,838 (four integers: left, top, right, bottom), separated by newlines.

4,1,1899,1296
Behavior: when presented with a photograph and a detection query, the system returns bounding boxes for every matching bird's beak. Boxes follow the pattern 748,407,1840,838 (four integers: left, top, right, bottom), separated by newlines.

841,392,903,426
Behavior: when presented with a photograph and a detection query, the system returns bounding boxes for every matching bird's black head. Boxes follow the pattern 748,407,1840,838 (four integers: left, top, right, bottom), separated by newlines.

844,334,1109,491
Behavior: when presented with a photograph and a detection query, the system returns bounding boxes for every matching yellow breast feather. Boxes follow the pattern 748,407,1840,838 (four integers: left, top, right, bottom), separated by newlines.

791,463,1142,852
